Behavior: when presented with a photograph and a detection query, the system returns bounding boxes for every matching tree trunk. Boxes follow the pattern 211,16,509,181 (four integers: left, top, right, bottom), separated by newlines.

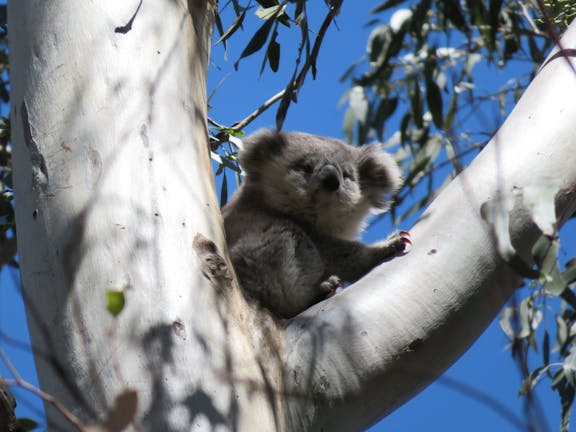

8,1,576,431
9,1,282,430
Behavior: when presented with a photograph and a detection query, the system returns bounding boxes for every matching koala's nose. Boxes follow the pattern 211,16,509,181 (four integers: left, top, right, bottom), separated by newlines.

319,165,340,191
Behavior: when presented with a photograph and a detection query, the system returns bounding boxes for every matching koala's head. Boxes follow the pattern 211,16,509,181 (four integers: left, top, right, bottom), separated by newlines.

239,130,402,239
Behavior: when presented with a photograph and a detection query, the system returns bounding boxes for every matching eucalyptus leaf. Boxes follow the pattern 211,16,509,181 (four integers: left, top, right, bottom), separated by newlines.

426,78,443,129
256,5,282,20
220,171,229,207
440,0,469,33
499,306,515,340
215,8,247,46
267,40,281,72
235,16,275,69
563,257,576,285
17,418,40,431
349,86,369,123
106,290,125,317
543,330,550,366
370,0,407,14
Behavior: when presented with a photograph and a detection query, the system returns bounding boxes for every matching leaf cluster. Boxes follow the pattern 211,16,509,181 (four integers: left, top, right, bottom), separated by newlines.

214,0,341,134
341,0,561,224
500,251,576,432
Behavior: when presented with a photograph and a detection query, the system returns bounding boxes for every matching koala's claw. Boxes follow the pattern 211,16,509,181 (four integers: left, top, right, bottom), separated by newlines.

400,231,412,249
321,275,344,297
379,230,412,256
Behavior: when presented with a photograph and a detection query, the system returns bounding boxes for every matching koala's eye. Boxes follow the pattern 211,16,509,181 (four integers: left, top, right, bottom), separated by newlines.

293,161,314,175
343,170,355,181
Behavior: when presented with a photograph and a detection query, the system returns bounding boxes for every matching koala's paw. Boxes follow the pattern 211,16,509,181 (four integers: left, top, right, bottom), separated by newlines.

320,275,344,297
378,230,412,257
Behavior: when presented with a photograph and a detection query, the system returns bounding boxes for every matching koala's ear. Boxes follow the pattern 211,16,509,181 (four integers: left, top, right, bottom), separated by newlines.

238,129,286,176
358,144,403,212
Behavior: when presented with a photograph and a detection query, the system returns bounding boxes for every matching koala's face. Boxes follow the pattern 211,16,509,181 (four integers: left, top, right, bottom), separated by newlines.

239,130,402,239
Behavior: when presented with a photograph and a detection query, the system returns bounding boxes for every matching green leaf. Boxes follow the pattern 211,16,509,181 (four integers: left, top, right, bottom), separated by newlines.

518,296,542,338
533,236,566,295
411,80,423,128
213,127,245,138
259,23,279,75
343,106,356,144
255,0,279,8
565,349,576,380
440,0,469,33
444,95,458,131
370,0,406,14
367,25,393,66
410,0,432,45
256,5,282,20
463,53,482,77
562,257,576,285
349,86,369,123
372,97,398,140
465,0,487,25
544,330,550,366
400,113,411,144
503,38,519,60
488,0,503,51
214,12,226,51
552,368,566,389
499,306,515,340
527,34,544,64
256,4,290,27
235,16,275,69
17,418,40,431
276,84,295,131
220,171,229,207
106,290,125,317
267,39,281,72
339,61,360,83
215,8,247,46
561,288,576,310
426,78,443,129
555,315,569,352
520,366,547,396
560,384,575,432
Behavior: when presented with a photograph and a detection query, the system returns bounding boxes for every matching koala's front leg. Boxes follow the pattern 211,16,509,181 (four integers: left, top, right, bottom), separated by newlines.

313,231,410,283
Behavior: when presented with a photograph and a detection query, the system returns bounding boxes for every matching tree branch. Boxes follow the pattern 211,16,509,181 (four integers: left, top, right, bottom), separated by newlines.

0,349,87,431
282,19,576,431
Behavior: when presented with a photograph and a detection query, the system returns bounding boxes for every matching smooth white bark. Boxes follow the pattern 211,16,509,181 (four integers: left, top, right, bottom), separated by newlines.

283,22,576,431
10,1,281,430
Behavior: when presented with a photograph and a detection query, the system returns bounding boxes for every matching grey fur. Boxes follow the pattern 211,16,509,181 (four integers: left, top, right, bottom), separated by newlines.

222,130,407,318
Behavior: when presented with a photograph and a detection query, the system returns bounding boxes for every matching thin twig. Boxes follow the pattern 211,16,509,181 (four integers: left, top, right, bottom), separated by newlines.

519,2,543,36
0,348,88,432
215,4,339,133
232,88,286,131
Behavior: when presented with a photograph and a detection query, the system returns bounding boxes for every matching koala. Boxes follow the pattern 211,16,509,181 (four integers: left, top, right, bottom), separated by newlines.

222,130,409,319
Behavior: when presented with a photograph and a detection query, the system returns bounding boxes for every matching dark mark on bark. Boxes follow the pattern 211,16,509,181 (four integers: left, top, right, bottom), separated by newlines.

21,101,49,192
114,0,144,34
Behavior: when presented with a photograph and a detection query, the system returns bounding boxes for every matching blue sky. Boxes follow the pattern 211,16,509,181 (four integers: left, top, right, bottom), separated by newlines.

1,1,575,431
